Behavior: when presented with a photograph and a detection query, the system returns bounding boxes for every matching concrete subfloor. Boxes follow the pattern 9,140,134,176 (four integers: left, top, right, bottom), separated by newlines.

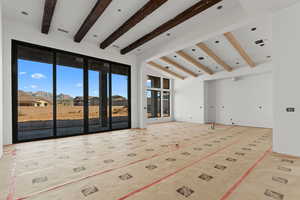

0,122,299,200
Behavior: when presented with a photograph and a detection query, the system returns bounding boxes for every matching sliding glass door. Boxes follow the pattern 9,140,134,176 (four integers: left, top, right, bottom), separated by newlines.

56,53,84,136
111,64,130,129
12,41,131,143
88,59,110,132
16,46,54,141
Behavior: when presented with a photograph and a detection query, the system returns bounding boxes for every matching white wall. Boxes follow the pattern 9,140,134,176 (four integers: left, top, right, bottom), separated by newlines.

0,1,3,157
206,73,273,128
273,2,300,157
174,77,206,123
2,19,138,145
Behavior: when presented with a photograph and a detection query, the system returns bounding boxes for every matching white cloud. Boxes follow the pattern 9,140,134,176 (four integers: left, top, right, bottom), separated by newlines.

31,73,46,79
76,83,83,88
30,85,38,89
20,72,27,75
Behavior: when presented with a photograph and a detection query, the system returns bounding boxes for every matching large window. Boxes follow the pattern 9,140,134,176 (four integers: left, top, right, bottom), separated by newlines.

147,75,171,119
12,41,131,143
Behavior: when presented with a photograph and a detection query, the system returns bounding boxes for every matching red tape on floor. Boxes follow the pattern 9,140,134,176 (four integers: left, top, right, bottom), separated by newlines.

219,146,272,200
16,129,238,200
117,139,242,200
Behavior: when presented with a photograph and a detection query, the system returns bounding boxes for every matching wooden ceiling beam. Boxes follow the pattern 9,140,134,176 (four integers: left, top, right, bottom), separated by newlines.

224,32,256,67
148,61,185,80
121,0,222,54
41,0,57,34
176,51,214,75
160,56,198,77
196,42,233,72
74,0,112,43
100,0,168,49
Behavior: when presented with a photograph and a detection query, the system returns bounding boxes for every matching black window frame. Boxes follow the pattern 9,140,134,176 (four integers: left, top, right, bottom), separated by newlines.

11,40,131,143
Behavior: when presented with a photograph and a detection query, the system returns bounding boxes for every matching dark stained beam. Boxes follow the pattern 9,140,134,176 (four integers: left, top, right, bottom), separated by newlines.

41,0,57,34
74,0,112,43
100,0,168,49
121,0,222,54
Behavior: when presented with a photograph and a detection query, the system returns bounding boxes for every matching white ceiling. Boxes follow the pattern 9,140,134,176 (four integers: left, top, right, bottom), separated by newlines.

149,17,273,79
2,0,238,55
2,0,299,79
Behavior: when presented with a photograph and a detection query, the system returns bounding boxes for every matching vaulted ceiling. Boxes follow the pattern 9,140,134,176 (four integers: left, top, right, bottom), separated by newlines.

147,18,272,79
2,0,297,79
3,0,230,55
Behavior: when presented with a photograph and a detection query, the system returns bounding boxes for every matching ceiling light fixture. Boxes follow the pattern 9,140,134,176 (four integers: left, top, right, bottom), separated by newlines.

57,28,69,34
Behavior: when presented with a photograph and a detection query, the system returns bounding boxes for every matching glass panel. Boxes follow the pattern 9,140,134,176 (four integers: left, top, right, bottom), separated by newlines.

88,59,110,132
163,91,170,117
111,64,129,129
17,45,54,141
147,90,161,118
56,53,84,136
147,75,161,88
163,78,170,89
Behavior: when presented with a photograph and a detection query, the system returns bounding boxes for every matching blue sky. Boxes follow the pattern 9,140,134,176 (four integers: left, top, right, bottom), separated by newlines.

18,59,128,98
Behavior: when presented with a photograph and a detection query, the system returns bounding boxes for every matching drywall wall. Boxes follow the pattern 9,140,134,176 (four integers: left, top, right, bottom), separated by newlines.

206,73,273,128
273,2,300,157
174,77,206,123
0,1,3,157
2,19,138,145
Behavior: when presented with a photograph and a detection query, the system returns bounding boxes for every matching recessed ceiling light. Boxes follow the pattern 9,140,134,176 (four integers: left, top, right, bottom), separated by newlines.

217,5,223,10
215,40,220,44
118,9,122,12
21,11,29,16
251,27,257,31
255,39,264,44
57,28,69,34
198,57,204,60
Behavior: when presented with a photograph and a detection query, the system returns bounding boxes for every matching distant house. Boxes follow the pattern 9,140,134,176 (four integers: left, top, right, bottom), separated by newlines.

34,99,51,107
18,91,52,107
57,93,73,106
57,99,73,106
89,97,99,106
112,95,128,107
73,97,84,106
